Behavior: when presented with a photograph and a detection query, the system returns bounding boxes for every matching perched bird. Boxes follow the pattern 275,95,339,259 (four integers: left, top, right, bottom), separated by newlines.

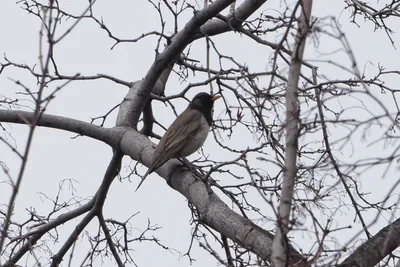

135,92,221,191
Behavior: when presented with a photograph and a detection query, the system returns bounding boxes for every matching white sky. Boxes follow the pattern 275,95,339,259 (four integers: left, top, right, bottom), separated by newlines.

1,0,400,266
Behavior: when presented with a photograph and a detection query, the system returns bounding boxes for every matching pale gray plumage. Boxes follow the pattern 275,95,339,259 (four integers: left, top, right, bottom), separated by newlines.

135,93,220,191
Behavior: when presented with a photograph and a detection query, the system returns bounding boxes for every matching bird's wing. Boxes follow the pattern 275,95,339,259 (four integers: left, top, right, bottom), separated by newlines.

150,109,203,172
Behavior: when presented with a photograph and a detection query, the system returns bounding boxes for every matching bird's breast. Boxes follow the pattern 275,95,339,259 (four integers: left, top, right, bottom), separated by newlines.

179,116,210,157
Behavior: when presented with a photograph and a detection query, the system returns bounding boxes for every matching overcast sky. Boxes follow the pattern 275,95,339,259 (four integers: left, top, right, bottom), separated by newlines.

1,1,400,266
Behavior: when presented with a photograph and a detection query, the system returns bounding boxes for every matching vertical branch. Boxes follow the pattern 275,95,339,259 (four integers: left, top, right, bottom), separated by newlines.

271,1,313,266
0,1,57,253
204,0,214,95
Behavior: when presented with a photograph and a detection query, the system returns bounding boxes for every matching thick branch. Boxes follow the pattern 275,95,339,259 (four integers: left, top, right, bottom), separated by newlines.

118,0,268,130
338,218,400,267
271,1,313,266
119,129,307,265
194,0,267,40
0,110,122,148
129,0,236,127
0,110,306,264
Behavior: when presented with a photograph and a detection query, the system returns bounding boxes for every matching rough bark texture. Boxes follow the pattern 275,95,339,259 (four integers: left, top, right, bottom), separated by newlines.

130,0,236,126
120,129,306,264
0,109,306,264
338,218,400,267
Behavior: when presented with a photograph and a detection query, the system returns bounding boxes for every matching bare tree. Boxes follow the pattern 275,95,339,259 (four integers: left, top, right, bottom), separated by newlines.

1,0,400,266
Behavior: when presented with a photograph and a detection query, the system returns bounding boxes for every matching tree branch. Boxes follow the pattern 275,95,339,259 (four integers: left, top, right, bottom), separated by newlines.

0,109,122,148
119,129,307,265
271,1,313,266
129,0,236,127
338,218,400,267
194,0,267,40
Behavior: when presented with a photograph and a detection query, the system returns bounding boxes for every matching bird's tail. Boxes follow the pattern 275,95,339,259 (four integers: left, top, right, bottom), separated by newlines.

135,168,151,191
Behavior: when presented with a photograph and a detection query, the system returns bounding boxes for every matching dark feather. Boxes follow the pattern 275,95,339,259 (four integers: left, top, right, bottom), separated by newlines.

135,92,219,191
150,108,203,172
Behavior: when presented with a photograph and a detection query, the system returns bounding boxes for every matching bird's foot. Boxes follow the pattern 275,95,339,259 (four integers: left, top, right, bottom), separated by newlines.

178,158,213,194
178,158,203,179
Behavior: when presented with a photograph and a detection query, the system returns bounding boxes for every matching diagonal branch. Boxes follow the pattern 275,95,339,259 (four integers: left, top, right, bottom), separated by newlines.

194,0,267,40
128,0,236,128
119,129,308,265
0,110,307,265
50,151,123,267
117,0,269,130
338,217,400,267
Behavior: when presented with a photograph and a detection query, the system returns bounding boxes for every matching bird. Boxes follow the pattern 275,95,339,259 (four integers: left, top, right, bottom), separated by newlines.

135,92,221,191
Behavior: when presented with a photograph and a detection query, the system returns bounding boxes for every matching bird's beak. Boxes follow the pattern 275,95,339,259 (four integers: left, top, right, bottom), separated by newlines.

211,95,221,101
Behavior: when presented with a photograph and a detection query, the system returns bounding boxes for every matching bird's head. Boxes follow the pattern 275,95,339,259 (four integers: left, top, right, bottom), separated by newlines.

189,92,221,111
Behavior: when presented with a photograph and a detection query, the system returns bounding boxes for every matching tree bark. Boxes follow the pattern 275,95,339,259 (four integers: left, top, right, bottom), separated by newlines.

271,1,313,266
